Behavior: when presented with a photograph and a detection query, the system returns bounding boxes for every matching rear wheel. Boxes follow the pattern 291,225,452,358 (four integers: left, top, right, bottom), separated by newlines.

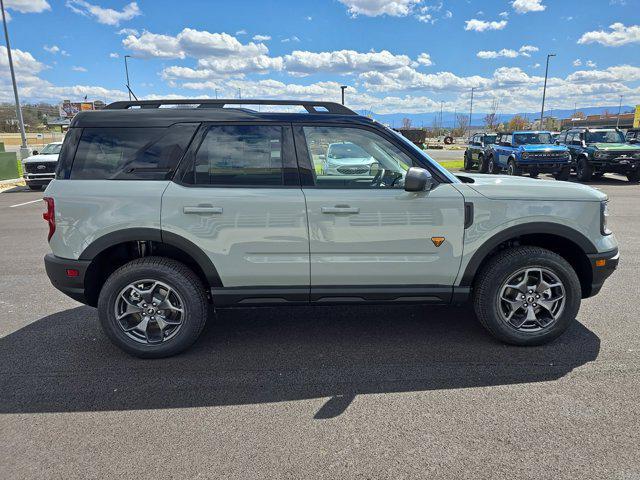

97,257,208,358
576,157,593,181
464,152,474,171
507,159,521,176
627,170,640,183
473,246,581,346
554,166,571,181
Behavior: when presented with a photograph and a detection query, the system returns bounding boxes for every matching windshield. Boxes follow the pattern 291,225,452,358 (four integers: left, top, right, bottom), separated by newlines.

386,127,460,183
513,133,552,145
586,130,625,144
40,143,62,155
328,142,370,159
484,134,497,145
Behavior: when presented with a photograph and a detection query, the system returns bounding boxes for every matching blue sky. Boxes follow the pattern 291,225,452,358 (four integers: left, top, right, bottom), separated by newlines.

1,0,639,114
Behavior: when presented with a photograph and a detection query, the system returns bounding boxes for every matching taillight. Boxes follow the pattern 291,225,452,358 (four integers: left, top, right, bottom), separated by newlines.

43,197,55,241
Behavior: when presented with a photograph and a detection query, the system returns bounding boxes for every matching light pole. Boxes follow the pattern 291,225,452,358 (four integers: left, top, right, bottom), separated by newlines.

539,53,556,130
468,87,474,139
616,95,623,129
340,85,347,105
124,55,132,100
1,0,30,159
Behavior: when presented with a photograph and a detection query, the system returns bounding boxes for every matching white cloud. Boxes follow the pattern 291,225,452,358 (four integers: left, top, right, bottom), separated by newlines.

586,60,597,68
72,66,88,72
66,0,141,26
511,0,546,14
252,34,271,41
43,45,60,54
566,65,640,84
477,45,537,59
464,19,508,32
283,49,413,76
577,23,640,47
338,0,420,17
416,53,433,66
109,52,119,58
3,0,50,13
281,36,300,43
235,29,247,35
0,46,45,74
573,58,582,67
123,31,183,58
117,28,138,36
499,11,509,18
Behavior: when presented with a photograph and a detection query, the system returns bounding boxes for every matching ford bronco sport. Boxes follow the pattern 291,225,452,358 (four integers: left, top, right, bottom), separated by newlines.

485,131,572,180
557,128,640,182
44,99,619,358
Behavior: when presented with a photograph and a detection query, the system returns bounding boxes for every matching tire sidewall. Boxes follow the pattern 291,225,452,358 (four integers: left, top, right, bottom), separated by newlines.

98,262,206,358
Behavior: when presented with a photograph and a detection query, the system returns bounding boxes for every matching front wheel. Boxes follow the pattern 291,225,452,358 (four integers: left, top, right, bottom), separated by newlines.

576,157,593,182
463,152,474,171
507,159,521,176
473,246,581,346
627,170,640,183
97,257,208,358
554,166,571,181
478,155,488,173
488,156,500,174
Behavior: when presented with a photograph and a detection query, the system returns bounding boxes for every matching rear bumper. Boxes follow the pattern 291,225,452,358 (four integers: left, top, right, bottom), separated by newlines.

44,254,91,305
585,248,619,298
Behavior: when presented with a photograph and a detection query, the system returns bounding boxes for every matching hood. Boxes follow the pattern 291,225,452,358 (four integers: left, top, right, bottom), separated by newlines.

520,144,567,152
590,143,640,151
457,174,606,202
327,156,375,165
22,154,59,163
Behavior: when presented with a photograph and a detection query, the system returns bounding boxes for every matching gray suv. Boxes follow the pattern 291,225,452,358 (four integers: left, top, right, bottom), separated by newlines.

44,99,619,358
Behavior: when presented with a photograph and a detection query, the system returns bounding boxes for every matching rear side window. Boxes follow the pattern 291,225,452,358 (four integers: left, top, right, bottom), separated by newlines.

70,124,198,180
184,125,284,186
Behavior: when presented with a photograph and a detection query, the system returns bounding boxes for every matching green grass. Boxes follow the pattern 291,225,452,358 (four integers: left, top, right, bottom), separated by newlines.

437,160,464,171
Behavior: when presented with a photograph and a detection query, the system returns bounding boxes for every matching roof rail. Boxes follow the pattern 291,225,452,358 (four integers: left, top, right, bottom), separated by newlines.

105,99,357,115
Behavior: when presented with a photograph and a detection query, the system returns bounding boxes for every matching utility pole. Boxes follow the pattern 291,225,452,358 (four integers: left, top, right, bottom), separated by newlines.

340,85,347,105
468,87,474,139
539,53,556,130
124,55,132,101
1,0,30,159
616,95,623,128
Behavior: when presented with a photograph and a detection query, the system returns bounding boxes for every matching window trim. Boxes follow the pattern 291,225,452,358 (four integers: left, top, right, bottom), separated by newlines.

172,121,300,189
292,122,450,188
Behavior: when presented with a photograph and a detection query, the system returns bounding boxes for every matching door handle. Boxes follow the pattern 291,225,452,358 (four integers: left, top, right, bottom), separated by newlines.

183,205,223,214
321,205,360,214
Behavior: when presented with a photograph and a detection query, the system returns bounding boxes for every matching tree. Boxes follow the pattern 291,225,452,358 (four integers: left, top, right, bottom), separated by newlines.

507,114,527,131
401,117,412,129
483,99,500,131
452,114,469,137
573,111,586,119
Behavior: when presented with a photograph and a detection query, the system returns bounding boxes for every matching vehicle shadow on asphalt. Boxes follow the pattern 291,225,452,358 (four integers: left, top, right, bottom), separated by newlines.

0,304,600,419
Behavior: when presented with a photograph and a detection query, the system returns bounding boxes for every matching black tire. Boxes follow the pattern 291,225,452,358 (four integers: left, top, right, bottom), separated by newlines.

488,156,500,174
463,152,474,171
507,159,521,176
97,257,208,358
478,155,488,173
473,246,581,346
529,169,539,178
554,166,571,181
27,184,42,191
626,170,640,183
593,171,604,179
576,157,593,182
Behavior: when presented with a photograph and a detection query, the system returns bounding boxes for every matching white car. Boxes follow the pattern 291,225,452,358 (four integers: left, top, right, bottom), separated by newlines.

22,142,62,190
322,142,377,175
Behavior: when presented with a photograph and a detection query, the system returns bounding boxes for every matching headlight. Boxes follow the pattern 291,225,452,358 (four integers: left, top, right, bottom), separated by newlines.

601,200,611,235
594,151,605,159
521,152,528,159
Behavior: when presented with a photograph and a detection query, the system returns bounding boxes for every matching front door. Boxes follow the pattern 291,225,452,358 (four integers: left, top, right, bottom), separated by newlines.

295,125,465,301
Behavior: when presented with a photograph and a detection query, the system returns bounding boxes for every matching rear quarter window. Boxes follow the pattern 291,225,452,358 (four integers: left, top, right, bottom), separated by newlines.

69,123,198,180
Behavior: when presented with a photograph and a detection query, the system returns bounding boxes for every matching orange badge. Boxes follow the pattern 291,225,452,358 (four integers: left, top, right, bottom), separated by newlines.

431,237,445,247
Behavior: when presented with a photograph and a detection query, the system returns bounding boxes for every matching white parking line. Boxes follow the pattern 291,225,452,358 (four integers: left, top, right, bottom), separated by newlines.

9,199,42,208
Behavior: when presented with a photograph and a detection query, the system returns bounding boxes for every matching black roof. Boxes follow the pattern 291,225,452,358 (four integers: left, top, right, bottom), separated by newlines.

71,99,372,128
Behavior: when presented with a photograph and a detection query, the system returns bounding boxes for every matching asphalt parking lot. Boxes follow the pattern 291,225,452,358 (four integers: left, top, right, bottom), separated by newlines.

1,175,639,479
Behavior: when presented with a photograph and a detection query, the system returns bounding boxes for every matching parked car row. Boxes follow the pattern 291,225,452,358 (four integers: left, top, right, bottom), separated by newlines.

464,127,640,182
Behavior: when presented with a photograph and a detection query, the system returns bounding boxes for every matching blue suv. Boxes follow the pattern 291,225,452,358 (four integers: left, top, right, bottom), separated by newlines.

485,131,572,180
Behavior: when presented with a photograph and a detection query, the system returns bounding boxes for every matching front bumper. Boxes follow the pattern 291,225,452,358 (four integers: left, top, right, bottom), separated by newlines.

23,173,55,184
44,254,91,305
585,248,619,298
518,161,571,172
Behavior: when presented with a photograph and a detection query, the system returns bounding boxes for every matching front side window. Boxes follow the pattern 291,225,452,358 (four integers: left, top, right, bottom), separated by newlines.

303,126,417,189
70,124,198,180
513,132,552,145
557,131,567,144
187,125,283,186
586,130,625,144
484,134,497,145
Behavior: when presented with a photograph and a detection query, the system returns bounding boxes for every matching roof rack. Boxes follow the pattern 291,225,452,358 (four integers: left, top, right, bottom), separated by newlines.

105,99,357,115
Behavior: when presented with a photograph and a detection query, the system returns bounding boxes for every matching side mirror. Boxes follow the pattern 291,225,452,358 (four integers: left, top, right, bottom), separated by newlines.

32,150,39,155
581,140,587,148
404,167,433,192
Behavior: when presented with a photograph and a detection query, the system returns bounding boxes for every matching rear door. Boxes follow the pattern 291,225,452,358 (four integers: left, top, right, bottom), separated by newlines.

295,124,465,301
161,123,310,292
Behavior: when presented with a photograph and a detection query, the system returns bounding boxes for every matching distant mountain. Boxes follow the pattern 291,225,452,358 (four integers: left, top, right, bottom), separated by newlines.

363,106,635,129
